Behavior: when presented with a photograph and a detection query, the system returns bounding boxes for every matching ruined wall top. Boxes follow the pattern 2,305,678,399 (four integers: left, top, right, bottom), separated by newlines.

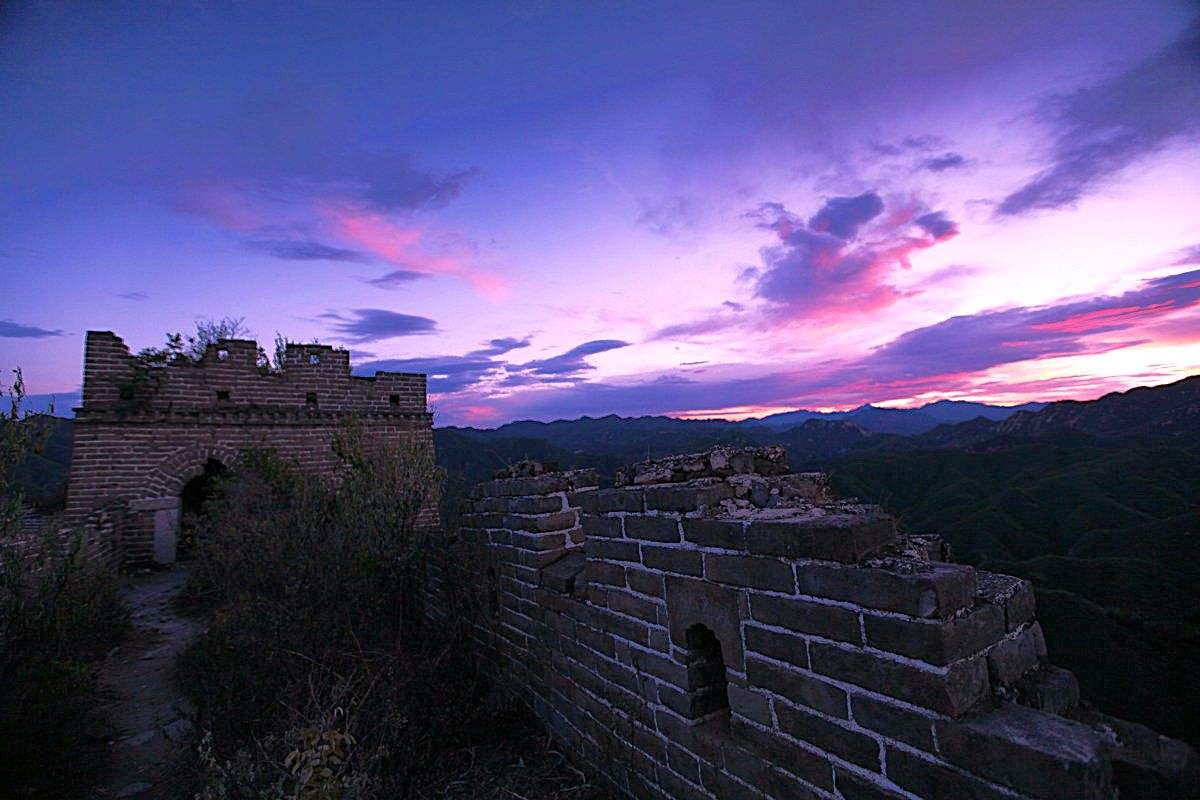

78,330,426,416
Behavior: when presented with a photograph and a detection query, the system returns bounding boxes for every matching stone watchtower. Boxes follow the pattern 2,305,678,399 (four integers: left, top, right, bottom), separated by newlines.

64,330,434,567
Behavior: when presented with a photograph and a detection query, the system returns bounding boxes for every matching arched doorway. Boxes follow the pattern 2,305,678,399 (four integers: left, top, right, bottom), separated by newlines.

178,458,227,559
683,623,730,724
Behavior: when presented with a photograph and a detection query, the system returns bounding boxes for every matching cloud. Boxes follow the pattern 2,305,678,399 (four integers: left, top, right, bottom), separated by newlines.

915,211,959,239
319,309,438,343
749,195,959,321
1171,243,1200,266
0,320,64,338
467,336,532,357
637,195,702,237
443,268,1200,423
921,152,968,172
807,192,884,239
997,23,1200,216
518,339,630,376
364,269,429,289
118,291,149,301
244,239,372,263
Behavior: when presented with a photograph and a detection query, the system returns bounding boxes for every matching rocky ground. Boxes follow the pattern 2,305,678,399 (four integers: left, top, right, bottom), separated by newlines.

89,568,201,799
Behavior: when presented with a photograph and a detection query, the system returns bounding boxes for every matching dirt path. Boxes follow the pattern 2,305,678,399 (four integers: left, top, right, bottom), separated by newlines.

90,567,203,799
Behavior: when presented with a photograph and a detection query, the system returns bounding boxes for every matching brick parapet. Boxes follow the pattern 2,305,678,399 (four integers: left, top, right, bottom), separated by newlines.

436,447,1198,800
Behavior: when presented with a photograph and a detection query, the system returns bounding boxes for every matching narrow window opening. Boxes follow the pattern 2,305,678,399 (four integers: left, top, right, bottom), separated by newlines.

389,393,400,407
217,349,230,361
305,391,318,406
216,389,230,402
308,353,321,365
683,623,730,725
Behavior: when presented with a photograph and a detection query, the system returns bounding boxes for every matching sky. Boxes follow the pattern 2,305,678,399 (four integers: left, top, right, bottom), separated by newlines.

2,2,1198,426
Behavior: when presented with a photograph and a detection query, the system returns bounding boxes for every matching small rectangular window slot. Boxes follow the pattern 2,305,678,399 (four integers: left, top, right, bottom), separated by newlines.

309,354,321,365
389,394,400,407
216,390,231,402
306,392,318,406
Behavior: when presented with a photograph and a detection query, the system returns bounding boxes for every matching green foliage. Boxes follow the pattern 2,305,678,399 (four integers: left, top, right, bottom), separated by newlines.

0,369,129,797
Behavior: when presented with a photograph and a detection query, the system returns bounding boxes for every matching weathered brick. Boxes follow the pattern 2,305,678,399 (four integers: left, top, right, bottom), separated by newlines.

642,545,703,576
645,480,734,512
775,700,880,771
796,560,976,619
625,514,682,542
504,510,577,532
682,517,747,550
745,511,895,563
885,746,1015,800
581,513,623,538
574,487,644,514
834,769,906,800
744,627,810,669
746,657,847,719
809,642,989,717
706,553,796,592
863,602,1004,665
585,537,641,562
850,694,935,752
749,594,862,644
976,571,1036,632
936,702,1113,799
730,716,835,791
986,621,1046,685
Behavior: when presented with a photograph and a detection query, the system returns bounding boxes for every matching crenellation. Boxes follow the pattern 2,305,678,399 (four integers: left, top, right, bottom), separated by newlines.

432,444,1199,800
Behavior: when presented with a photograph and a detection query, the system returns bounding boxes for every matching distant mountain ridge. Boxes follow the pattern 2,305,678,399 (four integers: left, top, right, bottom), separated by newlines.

743,399,1045,434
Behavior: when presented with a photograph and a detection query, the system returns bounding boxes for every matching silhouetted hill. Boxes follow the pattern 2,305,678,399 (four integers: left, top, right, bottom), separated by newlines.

998,374,1199,438
745,398,1040,434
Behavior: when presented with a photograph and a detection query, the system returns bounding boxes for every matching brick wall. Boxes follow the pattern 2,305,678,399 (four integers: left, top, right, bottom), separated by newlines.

434,447,1198,800
66,330,436,567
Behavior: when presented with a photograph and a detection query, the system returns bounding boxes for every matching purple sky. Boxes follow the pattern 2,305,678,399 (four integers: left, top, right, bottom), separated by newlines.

2,3,1198,425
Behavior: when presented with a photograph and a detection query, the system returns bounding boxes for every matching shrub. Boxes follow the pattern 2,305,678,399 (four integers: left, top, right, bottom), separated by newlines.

0,369,128,796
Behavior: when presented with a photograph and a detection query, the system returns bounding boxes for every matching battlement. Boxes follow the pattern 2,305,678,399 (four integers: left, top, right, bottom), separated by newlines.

436,446,1198,800
79,330,426,416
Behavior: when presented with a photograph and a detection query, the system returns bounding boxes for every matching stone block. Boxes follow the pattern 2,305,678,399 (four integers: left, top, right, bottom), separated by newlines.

748,594,862,645
645,480,735,512
705,553,796,592
976,571,1036,631
809,642,989,717
986,622,1046,686
585,537,641,562
682,517,747,550
744,626,810,670
625,514,682,542
584,559,626,587
503,510,577,532
581,513,623,538
834,768,906,800
728,684,773,726
796,560,977,619
642,545,703,576
885,746,1017,800
574,487,644,514
730,716,835,791
747,658,847,719
1016,665,1080,716
473,469,598,498
863,602,1005,665
849,694,935,752
745,511,896,563
936,702,1113,799
774,700,881,771
540,550,587,594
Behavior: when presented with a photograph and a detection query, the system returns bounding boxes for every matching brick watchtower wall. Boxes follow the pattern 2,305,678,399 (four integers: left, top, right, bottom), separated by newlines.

436,447,1197,800
65,330,436,567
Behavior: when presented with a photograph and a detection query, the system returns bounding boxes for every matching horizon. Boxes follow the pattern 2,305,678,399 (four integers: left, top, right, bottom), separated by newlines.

3,4,1199,426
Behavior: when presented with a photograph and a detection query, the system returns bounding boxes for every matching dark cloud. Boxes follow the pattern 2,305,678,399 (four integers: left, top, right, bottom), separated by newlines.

519,340,630,376
118,291,149,301
915,211,959,239
355,354,500,393
467,336,532,357
750,197,959,319
807,192,884,239
0,320,64,338
998,23,1200,216
245,239,372,262
921,152,968,172
364,269,429,288
319,309,438,343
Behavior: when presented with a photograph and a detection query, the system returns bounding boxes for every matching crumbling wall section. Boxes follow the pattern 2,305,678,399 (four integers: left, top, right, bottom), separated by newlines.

438,447,1197,800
